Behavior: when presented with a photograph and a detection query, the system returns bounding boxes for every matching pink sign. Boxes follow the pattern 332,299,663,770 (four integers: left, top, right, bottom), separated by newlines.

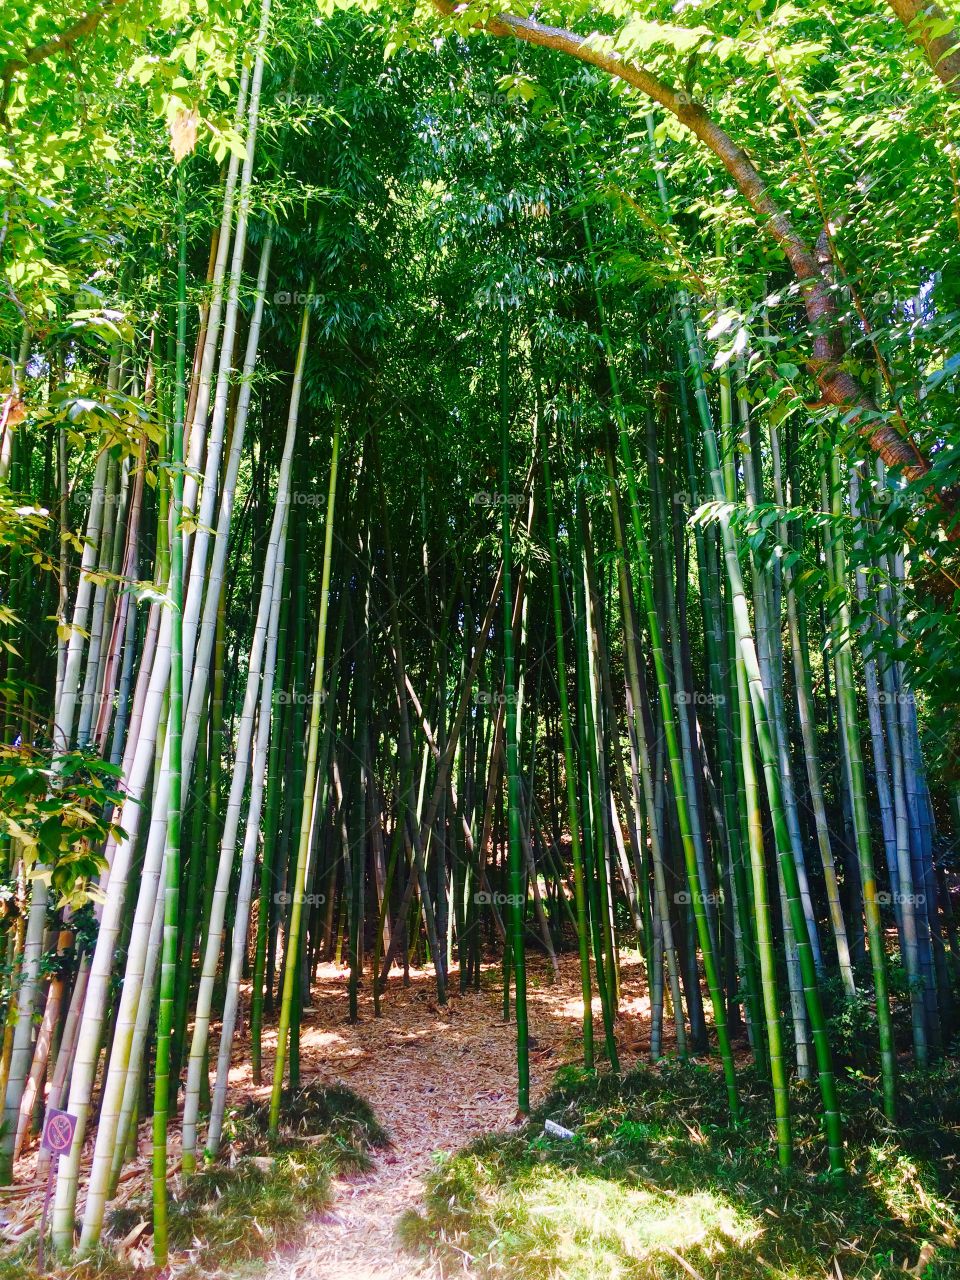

40,1109,76,1156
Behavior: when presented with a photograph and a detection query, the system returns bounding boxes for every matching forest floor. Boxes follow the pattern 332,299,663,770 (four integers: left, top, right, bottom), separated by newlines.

0,948,649,1277
250,949,651,1280
3,953,959,1280
251,955,960,1280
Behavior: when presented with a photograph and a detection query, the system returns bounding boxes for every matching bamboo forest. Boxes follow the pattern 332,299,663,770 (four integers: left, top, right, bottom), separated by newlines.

0,0,959,1275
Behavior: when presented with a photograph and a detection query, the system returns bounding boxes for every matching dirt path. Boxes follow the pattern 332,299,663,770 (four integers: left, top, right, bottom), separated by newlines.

249,953,650,1280
1,953,649,1274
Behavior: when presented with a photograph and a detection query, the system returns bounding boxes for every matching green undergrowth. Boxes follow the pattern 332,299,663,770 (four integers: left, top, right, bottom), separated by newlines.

0,1083,388,1280
231,1079,389,1173
399,1059,960,1280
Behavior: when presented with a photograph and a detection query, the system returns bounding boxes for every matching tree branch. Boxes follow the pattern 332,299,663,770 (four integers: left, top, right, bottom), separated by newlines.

0,0,131,113
435,3,955,514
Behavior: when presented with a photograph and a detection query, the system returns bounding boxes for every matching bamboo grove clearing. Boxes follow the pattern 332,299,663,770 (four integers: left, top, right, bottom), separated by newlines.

0,0,959,1274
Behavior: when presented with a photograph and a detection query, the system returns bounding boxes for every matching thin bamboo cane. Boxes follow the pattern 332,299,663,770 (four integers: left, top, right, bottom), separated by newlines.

269,415,341,1134
543,448,595,1065
500,320,529,1111
151,171,187,1263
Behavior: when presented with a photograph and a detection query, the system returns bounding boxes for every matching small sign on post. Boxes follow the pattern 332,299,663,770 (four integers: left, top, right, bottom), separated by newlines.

41,1109,76,1157
37,1109,76,1272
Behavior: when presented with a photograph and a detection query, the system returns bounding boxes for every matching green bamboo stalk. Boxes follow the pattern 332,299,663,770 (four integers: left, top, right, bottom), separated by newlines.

775,425,855,996
285,467,310,1078
542,448,594,1066
674,360,763,1053
730,365,812,1079
647,115,841,1166
577,204,738,1116
716,360,791,1166
604,443,688,1059
269,416,341,1135
152,165,187,1264
250,536,292,1083
172,694,207,1085
683,306,840,1164
824,446,899,1113
570,510,619,1070
500,319,529,1113
580,507,621,1013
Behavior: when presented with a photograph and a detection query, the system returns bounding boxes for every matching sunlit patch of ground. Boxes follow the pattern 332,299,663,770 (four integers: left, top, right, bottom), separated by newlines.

516,1171,761,1274
398,1056,960,1280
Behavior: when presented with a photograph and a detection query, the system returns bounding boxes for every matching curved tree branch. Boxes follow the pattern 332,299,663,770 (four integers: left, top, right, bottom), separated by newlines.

435,3,956,517
0,0,131,116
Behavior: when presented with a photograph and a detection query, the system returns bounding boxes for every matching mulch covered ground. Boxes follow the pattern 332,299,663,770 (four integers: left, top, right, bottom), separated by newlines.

1,950,653,1277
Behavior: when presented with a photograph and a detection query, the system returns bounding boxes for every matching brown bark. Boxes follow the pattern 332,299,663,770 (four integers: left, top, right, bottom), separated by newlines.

434,4,958,520
886,0,960,92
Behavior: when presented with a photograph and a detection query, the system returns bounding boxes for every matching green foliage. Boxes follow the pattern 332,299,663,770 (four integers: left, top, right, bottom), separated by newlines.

233,1080,391,1171
0,1243,140,1280
161,1146,333,1264
0,0,253,324
401,1061,960,1279
0,0,957,1257
144,1083,385,1267
0,746,124,910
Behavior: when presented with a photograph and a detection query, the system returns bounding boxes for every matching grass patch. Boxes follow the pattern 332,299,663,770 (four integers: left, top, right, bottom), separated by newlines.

0,1245,143,1280
399,1059,960,1279
165,1145,333,1264
2,1083,388,1279
230,1080,390,1174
